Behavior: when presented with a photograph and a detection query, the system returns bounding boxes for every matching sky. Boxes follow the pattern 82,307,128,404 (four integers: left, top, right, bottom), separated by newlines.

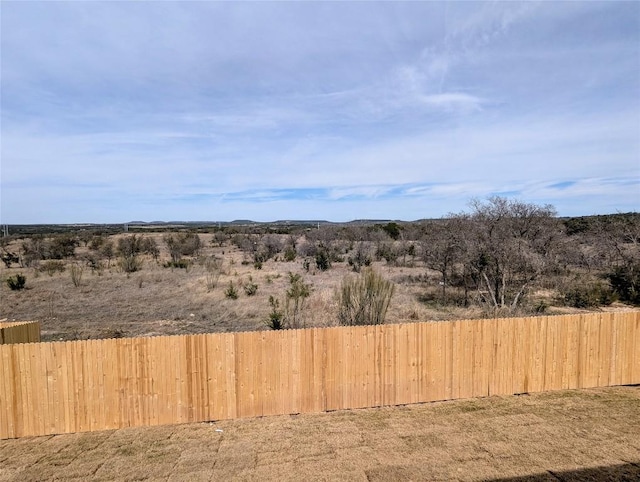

1,1,639,224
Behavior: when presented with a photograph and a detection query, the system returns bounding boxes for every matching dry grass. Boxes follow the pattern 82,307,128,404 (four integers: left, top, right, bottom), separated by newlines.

0,233,634,341
0,386,638,481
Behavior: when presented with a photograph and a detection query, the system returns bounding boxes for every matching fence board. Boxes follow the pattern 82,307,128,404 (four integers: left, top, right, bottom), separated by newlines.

1,312,638,439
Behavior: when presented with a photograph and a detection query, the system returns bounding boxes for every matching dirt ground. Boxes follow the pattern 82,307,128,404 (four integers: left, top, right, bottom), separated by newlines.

1,386,638,481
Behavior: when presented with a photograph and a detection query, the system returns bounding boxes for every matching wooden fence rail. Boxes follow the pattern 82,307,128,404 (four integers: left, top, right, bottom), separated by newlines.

1,312,638,439
0,321,40,345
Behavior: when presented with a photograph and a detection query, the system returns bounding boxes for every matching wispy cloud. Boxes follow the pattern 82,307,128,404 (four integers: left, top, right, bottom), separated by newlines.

1,2,638,223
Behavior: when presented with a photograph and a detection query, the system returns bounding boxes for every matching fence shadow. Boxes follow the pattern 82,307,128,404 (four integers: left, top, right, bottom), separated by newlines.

486,461,640,481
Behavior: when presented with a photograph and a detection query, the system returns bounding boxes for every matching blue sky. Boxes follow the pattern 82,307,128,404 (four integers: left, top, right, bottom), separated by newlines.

1,1,639,223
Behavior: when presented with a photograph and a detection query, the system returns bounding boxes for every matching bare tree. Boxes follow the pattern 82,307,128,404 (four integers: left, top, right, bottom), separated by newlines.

421,217,467,303
462,197,561,311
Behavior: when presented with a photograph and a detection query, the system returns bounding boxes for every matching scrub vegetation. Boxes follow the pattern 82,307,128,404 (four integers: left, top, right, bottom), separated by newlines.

1,197,638,341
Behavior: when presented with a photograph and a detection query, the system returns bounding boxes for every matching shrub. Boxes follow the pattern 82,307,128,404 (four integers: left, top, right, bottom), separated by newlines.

315,250,331,271
164,259,191,270
117,235,143,273
6,274,26,291
607,263,640,305
376,243,399,265
347,242,371,272
47,234,79,259
302,258,311,272
225,281,238,300
204,257,223,291
266,296,285,330
283,246,297,262
38,260,66,276
69,264,84,288
243,277,258,296
119,255,142,273
562,279,616,308
164,232,201,263
285,272,312,328
337,268,395,326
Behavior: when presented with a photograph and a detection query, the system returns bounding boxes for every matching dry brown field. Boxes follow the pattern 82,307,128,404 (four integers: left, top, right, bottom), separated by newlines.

0,386,638,481
1,233,633,342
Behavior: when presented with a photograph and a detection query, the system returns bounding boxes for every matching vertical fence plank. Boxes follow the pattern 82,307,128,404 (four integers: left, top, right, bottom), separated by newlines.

632,311,640,384
0,347,10,438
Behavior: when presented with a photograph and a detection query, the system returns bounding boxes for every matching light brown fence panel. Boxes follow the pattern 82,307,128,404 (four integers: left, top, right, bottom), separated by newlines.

1,312,639,440
616,312,639,386
0,321,40,345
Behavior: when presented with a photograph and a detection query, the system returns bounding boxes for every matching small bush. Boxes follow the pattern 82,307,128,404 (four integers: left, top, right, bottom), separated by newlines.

119,256,142,273
69,264,84,288
562,279,616,308
164,259,190,270
6,274,26,291
243,277,258,296
315,250,331,271
348,243,371,272
38,260,66,276
285,272,312,328
266,296,285,330
225,281,239,300
283,246,297,262
608,264,640,305
204,257,223,291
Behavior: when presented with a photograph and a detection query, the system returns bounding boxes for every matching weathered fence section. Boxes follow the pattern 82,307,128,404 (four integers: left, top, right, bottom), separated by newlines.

0,312,638,439
0,321,40,345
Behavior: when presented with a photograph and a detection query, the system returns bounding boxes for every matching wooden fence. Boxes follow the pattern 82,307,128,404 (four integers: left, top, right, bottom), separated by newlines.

0,321,40,345
1,312,638,439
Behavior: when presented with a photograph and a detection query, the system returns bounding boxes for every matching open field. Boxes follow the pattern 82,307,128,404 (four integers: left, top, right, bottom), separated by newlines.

0,233,504,341
0,386,638,481
2,231,635,342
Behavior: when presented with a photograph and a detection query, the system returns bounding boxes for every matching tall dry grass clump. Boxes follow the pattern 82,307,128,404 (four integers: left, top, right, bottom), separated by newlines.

204,256,223,291
69,264,83,288
337,268,395,326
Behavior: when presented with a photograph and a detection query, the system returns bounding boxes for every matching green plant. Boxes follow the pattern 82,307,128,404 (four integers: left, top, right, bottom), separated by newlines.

315,250,331,271
69,264,84,288
283,246,297,262
266,296,285,330
225,281,238,300
337,268,395,326
119,255,142,273
348,242,371,272
6,274,26,291
243,276,258,296
561,279,616,308
163,259,190,270
117,235,143,273
285,272,312,328
608,263,640,305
